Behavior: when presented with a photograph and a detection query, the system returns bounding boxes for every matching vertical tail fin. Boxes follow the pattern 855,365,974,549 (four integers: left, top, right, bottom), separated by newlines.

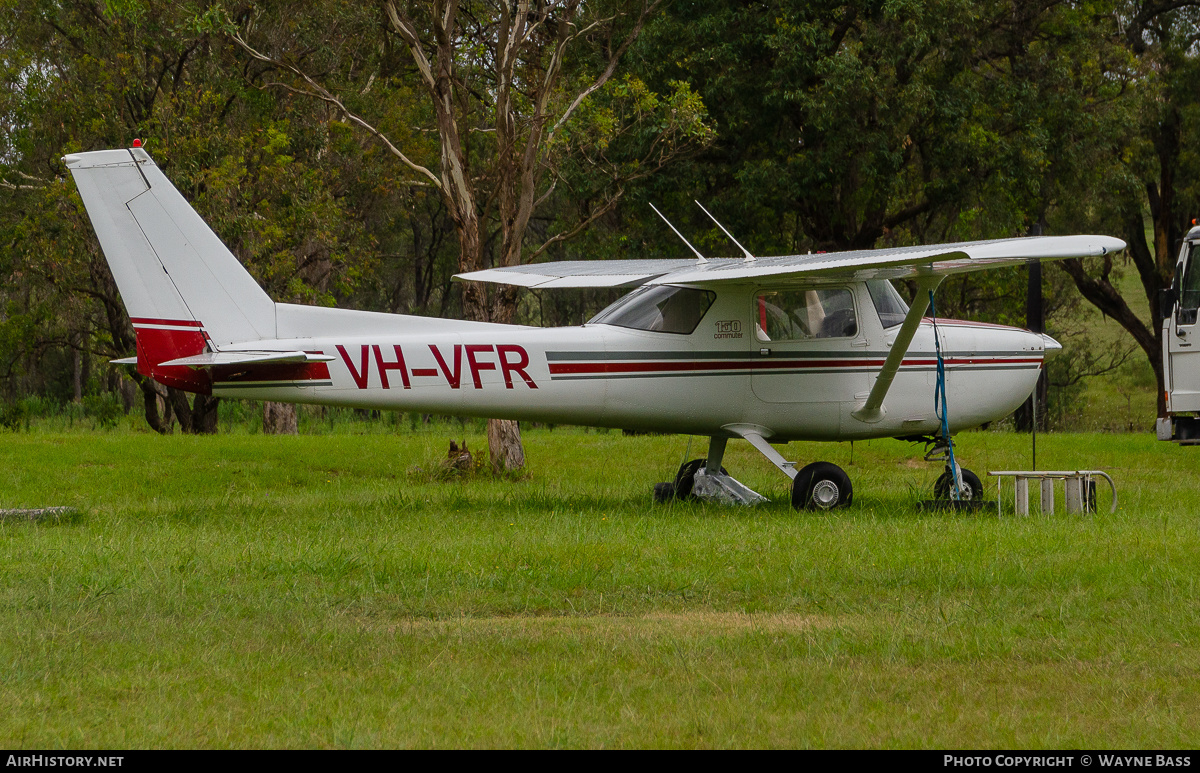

65,147,277,390
64,147,276,345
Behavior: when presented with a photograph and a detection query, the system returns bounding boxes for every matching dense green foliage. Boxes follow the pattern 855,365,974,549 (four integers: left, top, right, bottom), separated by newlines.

0,1,1197,430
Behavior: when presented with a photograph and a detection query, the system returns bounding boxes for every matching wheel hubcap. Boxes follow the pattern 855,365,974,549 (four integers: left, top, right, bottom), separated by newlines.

811,479,840,509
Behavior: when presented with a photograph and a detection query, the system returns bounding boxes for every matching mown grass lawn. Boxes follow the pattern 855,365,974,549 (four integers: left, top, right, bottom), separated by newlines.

1,426,1198,748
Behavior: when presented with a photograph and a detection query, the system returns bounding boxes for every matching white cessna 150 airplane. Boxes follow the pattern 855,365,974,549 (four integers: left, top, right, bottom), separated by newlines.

65,146,1125,509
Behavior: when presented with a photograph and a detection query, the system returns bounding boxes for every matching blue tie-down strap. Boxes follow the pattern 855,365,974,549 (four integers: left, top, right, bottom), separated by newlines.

928,290,961,500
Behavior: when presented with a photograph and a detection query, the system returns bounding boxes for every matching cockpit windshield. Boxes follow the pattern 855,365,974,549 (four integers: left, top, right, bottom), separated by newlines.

588,285,716,334
866,279,909,328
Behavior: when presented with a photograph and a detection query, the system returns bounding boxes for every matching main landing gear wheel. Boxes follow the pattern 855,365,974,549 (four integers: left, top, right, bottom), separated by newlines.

672,458,728,501
934,468,982,501
792,462,853,510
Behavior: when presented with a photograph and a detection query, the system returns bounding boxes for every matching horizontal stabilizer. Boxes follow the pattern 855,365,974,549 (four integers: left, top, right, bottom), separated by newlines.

159,351,335,369
109,357,138,366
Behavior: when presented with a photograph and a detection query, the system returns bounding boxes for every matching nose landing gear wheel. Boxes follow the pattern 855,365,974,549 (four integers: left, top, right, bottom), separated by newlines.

934,468,982,501
792,462,853,510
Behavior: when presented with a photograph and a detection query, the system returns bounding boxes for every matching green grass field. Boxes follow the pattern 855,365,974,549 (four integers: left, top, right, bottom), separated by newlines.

2,425,1198,748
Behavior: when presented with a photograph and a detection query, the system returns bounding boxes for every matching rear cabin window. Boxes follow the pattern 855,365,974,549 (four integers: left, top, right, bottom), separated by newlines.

589,285,716,335
755,288,858,341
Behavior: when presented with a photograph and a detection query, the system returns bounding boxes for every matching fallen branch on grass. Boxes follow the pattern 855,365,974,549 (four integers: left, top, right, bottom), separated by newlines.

0,507,80,521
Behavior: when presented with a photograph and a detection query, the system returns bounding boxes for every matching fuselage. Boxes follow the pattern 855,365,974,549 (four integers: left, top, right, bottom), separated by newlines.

144,280,1049,442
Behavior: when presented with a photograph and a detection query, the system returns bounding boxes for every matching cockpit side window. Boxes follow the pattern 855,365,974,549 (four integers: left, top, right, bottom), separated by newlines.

589,285,716,334
866,279,910,328
755,288,858,341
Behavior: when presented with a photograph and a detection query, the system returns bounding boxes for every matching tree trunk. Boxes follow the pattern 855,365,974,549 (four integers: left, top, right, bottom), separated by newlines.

117,375,136,414
191,393,220,434
167,387,196,433
263,401,299,435
488,418,525,474
161,387,220,434
1060,254,1167,417
134,375,172,434
72,348,82,403
1014,374,1048,433
445,145,527,472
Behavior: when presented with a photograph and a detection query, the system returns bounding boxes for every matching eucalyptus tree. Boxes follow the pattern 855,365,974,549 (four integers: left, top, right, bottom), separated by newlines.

1056,0,1200,418
0,0,374,432
226,0,714,470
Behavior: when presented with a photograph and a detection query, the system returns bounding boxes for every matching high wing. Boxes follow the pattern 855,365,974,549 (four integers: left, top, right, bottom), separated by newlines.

454,259,696,289
454,235,1125,288
457,233,1126,427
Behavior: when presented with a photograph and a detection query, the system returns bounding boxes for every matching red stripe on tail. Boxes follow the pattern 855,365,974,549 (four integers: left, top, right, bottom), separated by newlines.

134,323,212,394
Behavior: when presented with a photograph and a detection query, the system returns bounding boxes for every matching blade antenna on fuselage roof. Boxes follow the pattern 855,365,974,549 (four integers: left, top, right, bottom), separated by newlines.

695,200,754,261
649,203,706,263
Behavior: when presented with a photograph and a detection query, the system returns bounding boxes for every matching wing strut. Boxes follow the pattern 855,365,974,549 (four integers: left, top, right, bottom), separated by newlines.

852,274,945,423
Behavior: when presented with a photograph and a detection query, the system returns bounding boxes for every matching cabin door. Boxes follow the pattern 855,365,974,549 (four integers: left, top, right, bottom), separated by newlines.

1167,242,1200,413
749,287,869,412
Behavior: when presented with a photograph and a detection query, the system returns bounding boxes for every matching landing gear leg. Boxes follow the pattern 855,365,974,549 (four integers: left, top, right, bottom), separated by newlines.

653,430,858,510
740,429,852,511
706,436,727,474
924,435,982,502
652,436,766,506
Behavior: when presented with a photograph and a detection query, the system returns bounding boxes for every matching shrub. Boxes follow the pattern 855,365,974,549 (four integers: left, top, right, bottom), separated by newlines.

0,401,24,431
83,394,123,429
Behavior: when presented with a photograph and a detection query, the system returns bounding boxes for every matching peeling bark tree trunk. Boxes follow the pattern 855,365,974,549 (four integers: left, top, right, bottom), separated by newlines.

263,401,298,435
238,2,663,475
487,417,525,473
